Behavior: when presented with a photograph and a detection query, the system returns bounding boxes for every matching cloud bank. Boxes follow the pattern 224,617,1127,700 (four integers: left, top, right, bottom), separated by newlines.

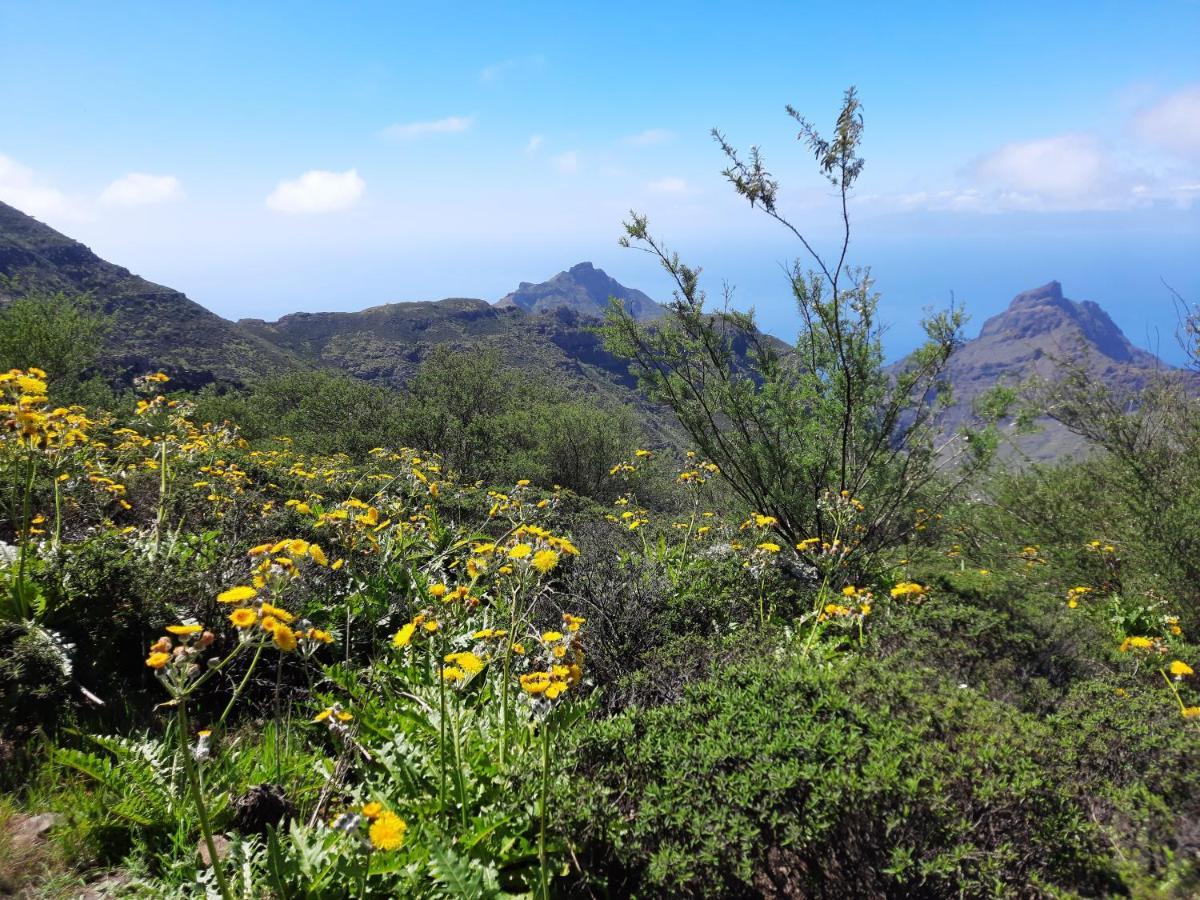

266,169,365,214
100,172,183,206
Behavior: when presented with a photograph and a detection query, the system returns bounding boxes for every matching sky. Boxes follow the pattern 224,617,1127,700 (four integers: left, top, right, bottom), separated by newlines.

1,1,1198,361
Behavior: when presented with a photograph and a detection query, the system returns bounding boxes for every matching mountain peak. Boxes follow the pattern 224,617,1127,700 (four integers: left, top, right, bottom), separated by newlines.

496,262,663,321
976,281,1147,364
927,280,1186,460
1011,280,1064,305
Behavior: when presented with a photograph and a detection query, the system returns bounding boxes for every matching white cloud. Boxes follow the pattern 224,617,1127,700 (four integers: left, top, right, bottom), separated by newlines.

526,134,544,153
0,154,87,221
382,116,474,141
973,134,1107,198
553,151,578,174
647,176,693,195
265,169,365,214
480,55,544,83
624,128,674,146
100,172,183,206
1131,84,1200,160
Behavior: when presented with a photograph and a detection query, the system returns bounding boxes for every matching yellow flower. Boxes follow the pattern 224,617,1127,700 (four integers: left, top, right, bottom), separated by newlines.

1119,636,1155,653
229,608,258,629
445,651,485,675
429,584,448,598
217,585,257,604
166,624,203,636
368,811,407,851
441,666,466,682
541,631,563,642
508,543,533,560
1169,660,1194,677
361,802,383,820
331,559,345,571
248,543,273,556
273,627,298,652
756,542,781,553
520,672,551,694
532,549,559,573
392,623,416,648
145,651,170,669
890,582,926,600
1183,707,1200,719
309,544,328,566
305,628,333,644
261,603,296,624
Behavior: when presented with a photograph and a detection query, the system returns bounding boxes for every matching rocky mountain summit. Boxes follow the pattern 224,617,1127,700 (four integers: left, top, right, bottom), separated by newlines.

936,281,1186,459
496,261,663,321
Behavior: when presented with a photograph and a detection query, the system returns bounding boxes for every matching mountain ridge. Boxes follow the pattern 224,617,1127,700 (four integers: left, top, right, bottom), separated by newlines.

1,200,1191,462
0,200,302,387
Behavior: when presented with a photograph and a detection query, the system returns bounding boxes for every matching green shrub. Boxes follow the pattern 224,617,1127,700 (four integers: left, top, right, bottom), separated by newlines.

564,643,1147,898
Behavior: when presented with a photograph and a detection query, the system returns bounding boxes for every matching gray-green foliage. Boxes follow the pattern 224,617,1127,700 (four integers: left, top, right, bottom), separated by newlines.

604,89,994,569
1042,365,1200,624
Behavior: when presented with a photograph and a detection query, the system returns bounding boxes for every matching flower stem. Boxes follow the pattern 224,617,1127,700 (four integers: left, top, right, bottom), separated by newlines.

177,702,233,900
438,636,447,813
217,639,264,728
538,719,552,899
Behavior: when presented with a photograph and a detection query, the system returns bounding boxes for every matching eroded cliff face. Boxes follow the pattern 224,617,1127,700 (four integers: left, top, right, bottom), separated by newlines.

931,281,1191,460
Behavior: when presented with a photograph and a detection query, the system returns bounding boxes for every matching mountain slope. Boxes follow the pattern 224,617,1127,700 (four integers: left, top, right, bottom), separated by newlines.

937,281,1192,459
0,201,302,387
237,300,685,441
496,261,663,321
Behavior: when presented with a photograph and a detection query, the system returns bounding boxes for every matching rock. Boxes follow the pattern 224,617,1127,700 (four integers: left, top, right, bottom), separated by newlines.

894,281,1200,462
232,783,293,835
197,833,231,867
7,812,60,849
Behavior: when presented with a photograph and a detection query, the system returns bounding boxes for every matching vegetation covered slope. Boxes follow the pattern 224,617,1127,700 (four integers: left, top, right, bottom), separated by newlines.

237,299,685,446
0,201,303,388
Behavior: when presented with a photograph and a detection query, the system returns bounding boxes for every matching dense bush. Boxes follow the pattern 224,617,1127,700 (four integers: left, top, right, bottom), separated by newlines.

193,347,641,497
565,634,1198,898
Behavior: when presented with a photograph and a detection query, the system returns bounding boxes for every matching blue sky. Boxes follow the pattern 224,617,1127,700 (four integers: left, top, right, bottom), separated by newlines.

1,1,1198,360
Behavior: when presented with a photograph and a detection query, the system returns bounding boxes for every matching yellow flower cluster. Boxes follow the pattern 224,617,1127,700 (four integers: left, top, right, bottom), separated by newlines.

1066,586,1092,609
1,368,92,451
890,581,927,601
